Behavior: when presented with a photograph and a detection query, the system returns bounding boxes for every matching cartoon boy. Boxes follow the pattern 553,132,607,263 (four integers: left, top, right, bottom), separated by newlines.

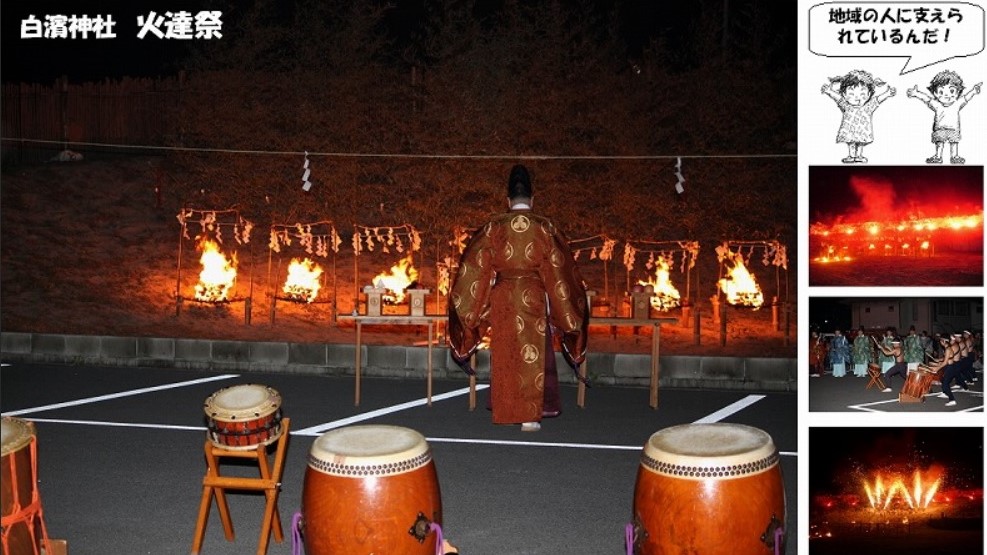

821,69,896,163
907,70,982,164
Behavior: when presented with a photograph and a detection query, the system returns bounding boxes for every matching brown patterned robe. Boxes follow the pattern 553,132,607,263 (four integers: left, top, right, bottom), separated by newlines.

448,208,588,424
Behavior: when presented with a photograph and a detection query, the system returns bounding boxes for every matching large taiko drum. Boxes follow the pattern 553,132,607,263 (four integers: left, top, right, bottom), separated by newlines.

203,384,283,450
302,425,442,555
900,369,934,400
1,417,50,555
630,423,786,555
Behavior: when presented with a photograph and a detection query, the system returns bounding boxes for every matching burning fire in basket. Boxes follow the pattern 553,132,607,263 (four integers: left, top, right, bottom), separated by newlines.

863,469,943,511
194,239,237,302
637,258,681,311
283,257,323,303
717,251,763,309
372,255,419,304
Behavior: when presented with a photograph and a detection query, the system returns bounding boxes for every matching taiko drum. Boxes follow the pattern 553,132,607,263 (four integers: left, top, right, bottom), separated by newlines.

901,369,934,400
630,423,786,555
203,384,283,450
1,417,49,555
302,425,442,555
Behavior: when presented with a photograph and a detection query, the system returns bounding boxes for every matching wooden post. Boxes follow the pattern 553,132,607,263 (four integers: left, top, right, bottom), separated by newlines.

719,301,727,346
650,323,660,409
354,322,362,406
693,308,701,346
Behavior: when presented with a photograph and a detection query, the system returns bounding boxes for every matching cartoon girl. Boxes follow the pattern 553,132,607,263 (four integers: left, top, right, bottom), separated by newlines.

907,70,982,164
821,69,896,163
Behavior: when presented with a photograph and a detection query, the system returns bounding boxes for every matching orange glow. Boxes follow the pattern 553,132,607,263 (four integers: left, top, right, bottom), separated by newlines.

637,258,681,311
717,251,763,308
372,255,419,303
194,239,237,301
862,469,943,510
283,258,323,302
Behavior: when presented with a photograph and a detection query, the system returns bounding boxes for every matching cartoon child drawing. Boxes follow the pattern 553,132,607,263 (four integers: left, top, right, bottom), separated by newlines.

907,70,982,164
821,69,896,163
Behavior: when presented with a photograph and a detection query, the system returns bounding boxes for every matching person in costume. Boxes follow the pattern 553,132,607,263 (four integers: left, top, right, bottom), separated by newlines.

447,164,588,432
851,326,872,377
903,325,924,371
828,328,850,377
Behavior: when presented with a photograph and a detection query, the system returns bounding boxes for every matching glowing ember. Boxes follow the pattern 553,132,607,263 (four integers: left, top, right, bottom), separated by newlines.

194,239,237,301
862,470,942,510
372,255,419,303
637,258,681,311
283,257,323,303
717,251,763,308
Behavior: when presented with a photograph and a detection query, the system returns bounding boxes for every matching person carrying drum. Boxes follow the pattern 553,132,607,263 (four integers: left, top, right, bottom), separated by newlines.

448,164,588,432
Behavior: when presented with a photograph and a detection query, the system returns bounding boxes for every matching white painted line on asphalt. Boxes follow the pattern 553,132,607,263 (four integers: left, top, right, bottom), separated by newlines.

15,417,205,432
293,384,491,436
427,437,641,450
692,394,766,423
0,374,240,417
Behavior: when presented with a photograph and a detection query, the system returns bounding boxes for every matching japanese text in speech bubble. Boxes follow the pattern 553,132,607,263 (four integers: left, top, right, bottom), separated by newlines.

809,2,985,74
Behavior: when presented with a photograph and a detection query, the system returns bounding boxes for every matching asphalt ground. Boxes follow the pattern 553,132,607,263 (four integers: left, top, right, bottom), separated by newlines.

1,362,797,555
808,367,984,413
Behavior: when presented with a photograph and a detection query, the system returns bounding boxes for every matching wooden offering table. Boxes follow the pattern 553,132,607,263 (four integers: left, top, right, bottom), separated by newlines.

337,314,442,407
587,316,679,409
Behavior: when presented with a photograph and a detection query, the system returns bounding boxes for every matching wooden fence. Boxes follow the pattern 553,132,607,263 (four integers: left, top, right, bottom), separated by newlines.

1,76,183,164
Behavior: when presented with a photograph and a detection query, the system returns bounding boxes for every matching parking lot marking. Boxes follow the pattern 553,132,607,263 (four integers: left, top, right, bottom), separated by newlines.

293,384,491,436
692,394,765,423
1,374,239,417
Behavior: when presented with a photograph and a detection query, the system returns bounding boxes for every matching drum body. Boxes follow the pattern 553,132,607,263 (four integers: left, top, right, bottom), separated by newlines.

631,423,786,555
303,425,442,555
1,417,47,555
900,369,934,400
204,384,283,450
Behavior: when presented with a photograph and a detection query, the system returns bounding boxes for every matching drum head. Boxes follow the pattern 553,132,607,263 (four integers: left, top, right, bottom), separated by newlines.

308,425,431,477
641,423,778,480
204,384,281,421
1,416,35,457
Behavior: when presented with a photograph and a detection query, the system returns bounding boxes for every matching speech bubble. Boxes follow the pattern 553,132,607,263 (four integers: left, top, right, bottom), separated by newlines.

809,2,985,74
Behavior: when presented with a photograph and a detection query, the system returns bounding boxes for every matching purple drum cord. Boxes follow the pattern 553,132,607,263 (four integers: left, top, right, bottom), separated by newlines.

291,511,303,555
624,522,785,555
290,512,448,555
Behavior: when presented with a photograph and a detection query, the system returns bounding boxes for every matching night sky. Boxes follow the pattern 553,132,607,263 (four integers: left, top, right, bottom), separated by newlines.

810,427,984,494
809,165,984,224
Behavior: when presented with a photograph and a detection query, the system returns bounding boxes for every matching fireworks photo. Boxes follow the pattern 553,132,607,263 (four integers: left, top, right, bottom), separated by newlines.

809,166,983,287
810,427,983,555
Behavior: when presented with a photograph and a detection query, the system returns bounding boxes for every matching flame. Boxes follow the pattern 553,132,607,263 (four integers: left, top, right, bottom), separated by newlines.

637,258,681,311
717,251,763,308
372,255,419,303
862,470,942,510
283,257,323,303
194,239,237,301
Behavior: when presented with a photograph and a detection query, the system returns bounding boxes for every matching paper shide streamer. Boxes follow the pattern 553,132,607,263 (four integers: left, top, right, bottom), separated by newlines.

302,151,312,191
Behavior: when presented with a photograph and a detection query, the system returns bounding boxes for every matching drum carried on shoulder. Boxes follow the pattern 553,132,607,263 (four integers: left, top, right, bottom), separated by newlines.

301,425,444,555
628,423,786,555
1,416,51,555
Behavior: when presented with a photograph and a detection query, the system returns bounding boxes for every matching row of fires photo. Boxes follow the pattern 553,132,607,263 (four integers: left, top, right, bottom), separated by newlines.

809,427,983,555
175,211,788,318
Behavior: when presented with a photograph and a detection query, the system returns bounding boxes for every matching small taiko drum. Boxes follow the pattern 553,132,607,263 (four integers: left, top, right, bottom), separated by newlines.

203,384,283,450
900,369,934,400
630,423,786,555
302,425,442,555
1,417,50,555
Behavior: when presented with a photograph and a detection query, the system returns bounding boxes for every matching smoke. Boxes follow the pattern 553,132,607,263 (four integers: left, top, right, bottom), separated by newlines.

848,175,896,222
